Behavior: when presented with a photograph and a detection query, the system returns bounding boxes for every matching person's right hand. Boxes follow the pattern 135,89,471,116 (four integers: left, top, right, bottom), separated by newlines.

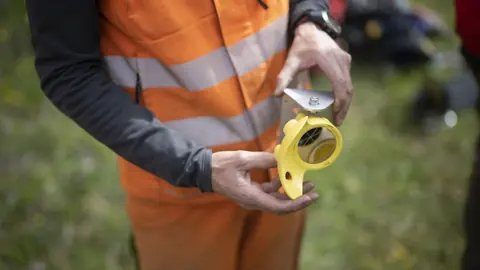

211,150,319,215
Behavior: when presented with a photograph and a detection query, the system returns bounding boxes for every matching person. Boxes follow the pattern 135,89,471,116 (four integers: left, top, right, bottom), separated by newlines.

455,1,480,269
25,0,353,269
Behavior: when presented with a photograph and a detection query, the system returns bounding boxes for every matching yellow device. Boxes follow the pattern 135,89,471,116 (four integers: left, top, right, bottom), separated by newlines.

274,88,343,199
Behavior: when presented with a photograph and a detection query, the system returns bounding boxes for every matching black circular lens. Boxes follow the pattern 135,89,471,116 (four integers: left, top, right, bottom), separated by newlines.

298,128,322,146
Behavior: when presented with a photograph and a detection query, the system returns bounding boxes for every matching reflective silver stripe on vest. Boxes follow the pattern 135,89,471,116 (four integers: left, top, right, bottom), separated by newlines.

103,14,287,91
165,96,281,147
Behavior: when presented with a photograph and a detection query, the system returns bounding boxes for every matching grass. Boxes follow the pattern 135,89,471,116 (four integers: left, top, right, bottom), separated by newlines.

0,0,477,269
302,69,477,269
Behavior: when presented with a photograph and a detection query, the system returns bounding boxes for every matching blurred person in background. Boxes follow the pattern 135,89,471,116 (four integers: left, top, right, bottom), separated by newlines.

25,0,353,269
455,0,480,269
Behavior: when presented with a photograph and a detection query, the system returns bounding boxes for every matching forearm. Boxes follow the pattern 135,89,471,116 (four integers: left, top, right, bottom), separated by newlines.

43,64,212,191
25,0,213,192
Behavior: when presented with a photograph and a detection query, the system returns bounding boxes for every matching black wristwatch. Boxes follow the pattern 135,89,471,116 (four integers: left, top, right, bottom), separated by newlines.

295,10,342,40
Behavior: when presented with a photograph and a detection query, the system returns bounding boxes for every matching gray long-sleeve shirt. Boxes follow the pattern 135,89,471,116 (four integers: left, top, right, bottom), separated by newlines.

25,0,330,193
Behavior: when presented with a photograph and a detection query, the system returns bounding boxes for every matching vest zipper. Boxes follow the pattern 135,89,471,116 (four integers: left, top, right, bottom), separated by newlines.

212,0,264,152
257,0,268,9
135,72,142,104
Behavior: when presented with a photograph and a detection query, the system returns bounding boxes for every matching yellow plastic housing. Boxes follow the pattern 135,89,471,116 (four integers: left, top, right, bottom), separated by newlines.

274,113,343,199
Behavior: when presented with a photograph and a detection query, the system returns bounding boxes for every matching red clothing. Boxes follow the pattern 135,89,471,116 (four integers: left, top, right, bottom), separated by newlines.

331,0,347,22
456,0,480,57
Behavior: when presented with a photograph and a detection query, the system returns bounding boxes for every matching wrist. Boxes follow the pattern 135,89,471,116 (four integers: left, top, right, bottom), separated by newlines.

295,21,323,38
197,148,214,193
293,10,341,40
294,15,310,30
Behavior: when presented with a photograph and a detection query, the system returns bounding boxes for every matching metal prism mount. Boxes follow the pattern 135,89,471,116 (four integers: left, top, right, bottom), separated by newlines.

274,88,343,199
279,88,335,140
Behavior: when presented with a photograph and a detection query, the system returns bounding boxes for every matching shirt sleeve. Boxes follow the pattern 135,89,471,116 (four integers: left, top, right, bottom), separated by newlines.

24,0,213,192
289,0,330,41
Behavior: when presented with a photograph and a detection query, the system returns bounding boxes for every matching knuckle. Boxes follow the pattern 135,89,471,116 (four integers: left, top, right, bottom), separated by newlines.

333,78,346,87
236,151,249,163
346,84,354,96
347,87,354,97
328,48,337,56
344,52,352,63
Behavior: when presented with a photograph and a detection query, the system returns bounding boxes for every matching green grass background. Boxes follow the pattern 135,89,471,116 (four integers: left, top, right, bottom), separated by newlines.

0,0,477,269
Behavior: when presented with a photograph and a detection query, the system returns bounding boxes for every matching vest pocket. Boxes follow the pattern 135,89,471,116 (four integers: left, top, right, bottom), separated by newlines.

135,72,142,104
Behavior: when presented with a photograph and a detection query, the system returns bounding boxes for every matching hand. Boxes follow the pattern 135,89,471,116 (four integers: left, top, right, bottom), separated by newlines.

275,22,354,126
211,151,319,215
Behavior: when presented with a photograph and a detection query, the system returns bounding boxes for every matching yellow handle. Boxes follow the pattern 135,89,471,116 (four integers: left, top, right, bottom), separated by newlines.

274,114,343,199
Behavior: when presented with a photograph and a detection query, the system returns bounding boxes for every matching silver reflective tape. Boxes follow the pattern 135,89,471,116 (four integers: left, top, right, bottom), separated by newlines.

165,96,281,147
137,58,181,88
103,15,287,91
104,57,137,88
169,47,236,91
103,56,180,88
228,14,287,76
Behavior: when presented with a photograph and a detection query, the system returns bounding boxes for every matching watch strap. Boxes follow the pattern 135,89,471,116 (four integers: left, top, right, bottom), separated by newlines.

294,15,310,30
292,10,341,40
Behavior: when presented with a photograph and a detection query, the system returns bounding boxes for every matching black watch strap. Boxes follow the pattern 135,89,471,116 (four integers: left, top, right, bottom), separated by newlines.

292,10,341,40
308,10,342,39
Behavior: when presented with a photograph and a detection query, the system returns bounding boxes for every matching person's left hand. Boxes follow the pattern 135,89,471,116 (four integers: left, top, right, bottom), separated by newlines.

275,22,354,126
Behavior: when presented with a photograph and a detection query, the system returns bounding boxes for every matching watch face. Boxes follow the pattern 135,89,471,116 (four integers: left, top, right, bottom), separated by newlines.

312,10,342,38
323,11,342,35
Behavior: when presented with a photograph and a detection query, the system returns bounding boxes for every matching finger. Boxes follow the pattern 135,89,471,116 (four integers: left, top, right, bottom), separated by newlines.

334,53,353,126
261,179,314,195
331,56,348,126
302,181,315,193
260,178,282,193
334,85,353,126
237,151,277,171
314,52,345,123
270,181,316,200
274,55,301,96
332,83,347,126
270,191,319,204
325,53,352,126
244,186,317,215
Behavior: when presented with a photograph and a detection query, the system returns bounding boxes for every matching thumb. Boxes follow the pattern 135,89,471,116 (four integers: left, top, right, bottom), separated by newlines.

275,55,301,96
237,151,277,171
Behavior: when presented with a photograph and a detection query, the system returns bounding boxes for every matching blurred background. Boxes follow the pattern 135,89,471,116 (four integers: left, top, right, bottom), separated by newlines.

0,0,477,269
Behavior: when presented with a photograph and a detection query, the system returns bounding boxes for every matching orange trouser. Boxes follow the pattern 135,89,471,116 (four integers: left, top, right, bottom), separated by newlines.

128,197,306,270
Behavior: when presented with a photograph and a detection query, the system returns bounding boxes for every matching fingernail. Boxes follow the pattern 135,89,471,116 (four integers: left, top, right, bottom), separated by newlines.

304,182,314,190
299,195,312,203
309,192,319,201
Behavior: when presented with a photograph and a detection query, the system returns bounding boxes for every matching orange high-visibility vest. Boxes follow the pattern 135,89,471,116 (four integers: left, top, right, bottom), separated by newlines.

98,1,300,204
